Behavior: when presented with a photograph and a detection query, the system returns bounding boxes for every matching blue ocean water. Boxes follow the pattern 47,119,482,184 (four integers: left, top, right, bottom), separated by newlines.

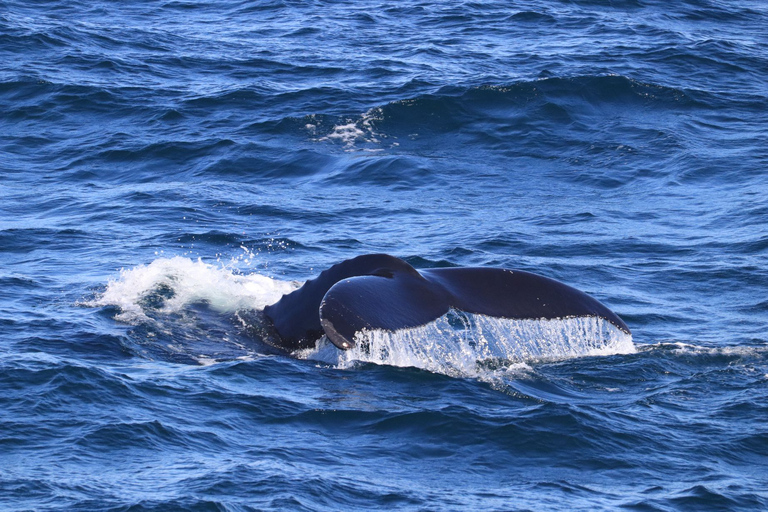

2,0,768,509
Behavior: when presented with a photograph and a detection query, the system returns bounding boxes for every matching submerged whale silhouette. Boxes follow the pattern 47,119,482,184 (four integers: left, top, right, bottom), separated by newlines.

263,254,630,351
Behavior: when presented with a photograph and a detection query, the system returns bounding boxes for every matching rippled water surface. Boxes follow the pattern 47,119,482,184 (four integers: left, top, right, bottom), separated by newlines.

2,0,767,510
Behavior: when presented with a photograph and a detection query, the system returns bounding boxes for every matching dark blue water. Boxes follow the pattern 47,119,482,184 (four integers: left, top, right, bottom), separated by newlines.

2,0,768,509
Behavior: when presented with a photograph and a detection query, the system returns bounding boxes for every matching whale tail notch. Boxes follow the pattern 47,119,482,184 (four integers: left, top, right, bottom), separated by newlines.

263,254,630,351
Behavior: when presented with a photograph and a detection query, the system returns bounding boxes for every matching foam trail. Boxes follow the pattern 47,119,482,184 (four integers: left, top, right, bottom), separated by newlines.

88,256,298,324
301,312,635,379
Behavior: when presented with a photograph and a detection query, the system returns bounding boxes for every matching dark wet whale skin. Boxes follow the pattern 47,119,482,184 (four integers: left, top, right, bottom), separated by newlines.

264,254,630,351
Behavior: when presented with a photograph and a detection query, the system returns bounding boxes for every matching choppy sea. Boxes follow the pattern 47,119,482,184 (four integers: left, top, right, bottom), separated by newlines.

2,0,767,510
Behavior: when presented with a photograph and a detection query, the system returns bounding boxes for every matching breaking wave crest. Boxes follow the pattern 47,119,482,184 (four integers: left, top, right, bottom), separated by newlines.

302,312,635,379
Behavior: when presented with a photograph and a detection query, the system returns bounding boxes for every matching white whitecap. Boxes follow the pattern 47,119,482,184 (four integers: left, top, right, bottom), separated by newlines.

317,107,387,150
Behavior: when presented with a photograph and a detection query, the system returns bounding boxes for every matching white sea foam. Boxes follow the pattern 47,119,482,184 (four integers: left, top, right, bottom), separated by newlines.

646,342,768,358
318,107,386,150
322,121,367,146
87,256,298,324
300,312,635,380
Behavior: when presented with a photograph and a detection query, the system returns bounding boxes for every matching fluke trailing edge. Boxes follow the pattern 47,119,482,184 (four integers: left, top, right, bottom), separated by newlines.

263,254,630,352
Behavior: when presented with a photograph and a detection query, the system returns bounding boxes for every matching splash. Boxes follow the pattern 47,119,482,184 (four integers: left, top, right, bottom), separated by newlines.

89,259,634,375
300,312,635,380
87,256,298,324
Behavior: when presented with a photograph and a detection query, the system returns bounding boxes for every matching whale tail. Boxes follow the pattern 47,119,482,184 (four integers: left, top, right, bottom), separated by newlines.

263,254,630,351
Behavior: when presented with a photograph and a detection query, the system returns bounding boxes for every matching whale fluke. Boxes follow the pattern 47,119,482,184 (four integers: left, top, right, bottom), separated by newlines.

263,254,630,351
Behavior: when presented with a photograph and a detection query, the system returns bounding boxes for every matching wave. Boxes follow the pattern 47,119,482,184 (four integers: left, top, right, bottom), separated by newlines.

6,72,762,188
262,75,751,187
643,341,768,361
297,75,709,146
